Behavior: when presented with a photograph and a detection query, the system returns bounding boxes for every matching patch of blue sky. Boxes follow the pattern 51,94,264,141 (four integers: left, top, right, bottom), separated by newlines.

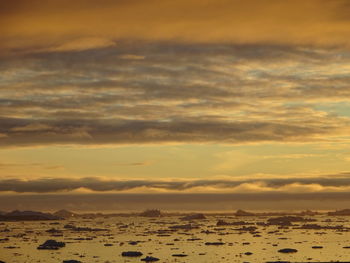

314,101,350,117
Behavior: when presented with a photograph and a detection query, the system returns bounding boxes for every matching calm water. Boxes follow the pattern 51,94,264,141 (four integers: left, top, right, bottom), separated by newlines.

1,215,350,262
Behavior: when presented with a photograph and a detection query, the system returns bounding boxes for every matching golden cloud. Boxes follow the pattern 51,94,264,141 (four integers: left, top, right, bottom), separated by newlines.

2,0,350,55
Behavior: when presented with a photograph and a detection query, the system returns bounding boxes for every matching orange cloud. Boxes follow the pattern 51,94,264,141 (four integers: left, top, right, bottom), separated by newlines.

2,0,350,55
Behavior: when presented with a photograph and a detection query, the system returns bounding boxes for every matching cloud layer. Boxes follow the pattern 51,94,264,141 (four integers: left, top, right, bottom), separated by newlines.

2,1,350,201
3,0,350,55
1,44,350,146
2,174,350,193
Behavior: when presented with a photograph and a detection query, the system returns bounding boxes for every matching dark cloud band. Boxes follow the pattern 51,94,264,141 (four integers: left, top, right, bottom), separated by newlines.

1,175,350,193
0,117,336,146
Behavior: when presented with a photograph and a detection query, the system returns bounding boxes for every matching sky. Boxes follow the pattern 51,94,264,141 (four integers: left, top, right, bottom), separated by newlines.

1,0,350,211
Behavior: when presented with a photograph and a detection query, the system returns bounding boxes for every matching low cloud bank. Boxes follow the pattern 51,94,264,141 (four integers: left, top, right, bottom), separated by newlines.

2,175,350,193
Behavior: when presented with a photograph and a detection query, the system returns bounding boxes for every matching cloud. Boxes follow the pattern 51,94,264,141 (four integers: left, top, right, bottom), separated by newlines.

0,162,64,170
1,44,350,147
2,174,350,193
53,38,115,52
0,117,343,147
0,37,116,54
11,123,52,132
119,54,145,60
115,161,152,166
2,0,350,56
